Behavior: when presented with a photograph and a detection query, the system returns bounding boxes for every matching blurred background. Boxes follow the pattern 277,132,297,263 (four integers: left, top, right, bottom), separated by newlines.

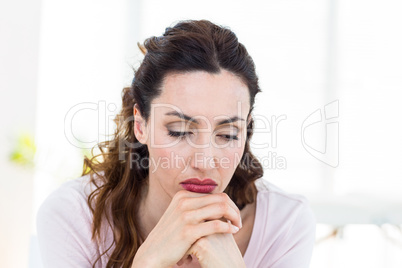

1,0,402,267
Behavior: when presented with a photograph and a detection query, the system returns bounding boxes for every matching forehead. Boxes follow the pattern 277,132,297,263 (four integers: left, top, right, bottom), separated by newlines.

152,70,250,120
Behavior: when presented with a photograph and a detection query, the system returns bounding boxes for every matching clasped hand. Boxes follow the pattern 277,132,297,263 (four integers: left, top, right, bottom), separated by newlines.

132,190,246,268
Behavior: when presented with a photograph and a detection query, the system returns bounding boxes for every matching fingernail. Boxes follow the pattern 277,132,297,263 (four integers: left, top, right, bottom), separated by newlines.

232,225,239,233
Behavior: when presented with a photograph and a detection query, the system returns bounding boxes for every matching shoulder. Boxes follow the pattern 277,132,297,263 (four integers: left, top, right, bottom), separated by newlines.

36,172,97,239
246,179,316,267
36,172,107,267
36,173,99,222
255,178,314,217
254,178,316,235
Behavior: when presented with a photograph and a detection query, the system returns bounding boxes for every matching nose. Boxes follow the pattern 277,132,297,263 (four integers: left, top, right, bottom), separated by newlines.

189,131,218,171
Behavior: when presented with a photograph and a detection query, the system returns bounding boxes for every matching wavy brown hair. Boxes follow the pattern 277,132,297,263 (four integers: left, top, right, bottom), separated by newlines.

82,19,264,268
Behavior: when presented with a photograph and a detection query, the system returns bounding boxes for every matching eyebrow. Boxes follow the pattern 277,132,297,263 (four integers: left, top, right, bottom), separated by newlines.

165,111,245,125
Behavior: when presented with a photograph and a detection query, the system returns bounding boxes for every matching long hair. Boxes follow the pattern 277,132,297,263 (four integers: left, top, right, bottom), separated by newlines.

82,19,264,268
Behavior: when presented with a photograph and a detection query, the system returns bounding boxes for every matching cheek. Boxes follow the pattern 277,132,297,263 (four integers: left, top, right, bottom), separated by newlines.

149,145,189,174
147,128,178,160
218,145,245,172
149,148,169,163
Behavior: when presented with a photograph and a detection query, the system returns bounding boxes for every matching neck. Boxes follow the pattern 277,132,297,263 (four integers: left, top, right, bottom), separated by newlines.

136,175,172,241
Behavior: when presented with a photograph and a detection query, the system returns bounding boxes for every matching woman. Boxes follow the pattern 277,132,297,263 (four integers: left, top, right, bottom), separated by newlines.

37,19,316,268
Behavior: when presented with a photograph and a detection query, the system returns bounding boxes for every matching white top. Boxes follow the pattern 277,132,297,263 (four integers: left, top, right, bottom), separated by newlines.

36,174,316,267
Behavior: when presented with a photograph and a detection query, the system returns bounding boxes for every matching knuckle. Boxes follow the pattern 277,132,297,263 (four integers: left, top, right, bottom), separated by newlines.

219,192,230,202
179,226,191,241
176,198,188,210
218,202,229,213
175,190,187,200
212,220,223,231
181,225,193,240
181,211,192,223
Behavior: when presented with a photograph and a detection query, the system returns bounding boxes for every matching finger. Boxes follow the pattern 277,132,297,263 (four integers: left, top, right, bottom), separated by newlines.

174,192,241,221
186,202,242,229
175,191,239,212
187,219,239,241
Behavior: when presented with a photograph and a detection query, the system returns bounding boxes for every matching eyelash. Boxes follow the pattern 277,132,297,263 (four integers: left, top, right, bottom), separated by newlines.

167,130,239,141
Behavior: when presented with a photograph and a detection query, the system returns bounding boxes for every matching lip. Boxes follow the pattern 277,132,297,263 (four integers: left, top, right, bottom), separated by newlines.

180,184,217,193
181,178,217,185
180,178,217,193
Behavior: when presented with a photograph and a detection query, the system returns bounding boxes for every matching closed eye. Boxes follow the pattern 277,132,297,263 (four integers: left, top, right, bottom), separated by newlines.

167,130,192,139
168,130,238,142
219,135,239,140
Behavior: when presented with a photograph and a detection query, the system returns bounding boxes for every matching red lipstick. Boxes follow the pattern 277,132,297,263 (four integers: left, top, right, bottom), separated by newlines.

180,178,217,193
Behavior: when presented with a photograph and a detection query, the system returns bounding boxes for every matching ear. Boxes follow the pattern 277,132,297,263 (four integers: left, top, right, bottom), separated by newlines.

133,104,148,144
247,113,252,126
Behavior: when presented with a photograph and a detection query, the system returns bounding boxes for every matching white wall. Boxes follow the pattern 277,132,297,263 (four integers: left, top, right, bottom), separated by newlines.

32,0,142,232
0,0,42,267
